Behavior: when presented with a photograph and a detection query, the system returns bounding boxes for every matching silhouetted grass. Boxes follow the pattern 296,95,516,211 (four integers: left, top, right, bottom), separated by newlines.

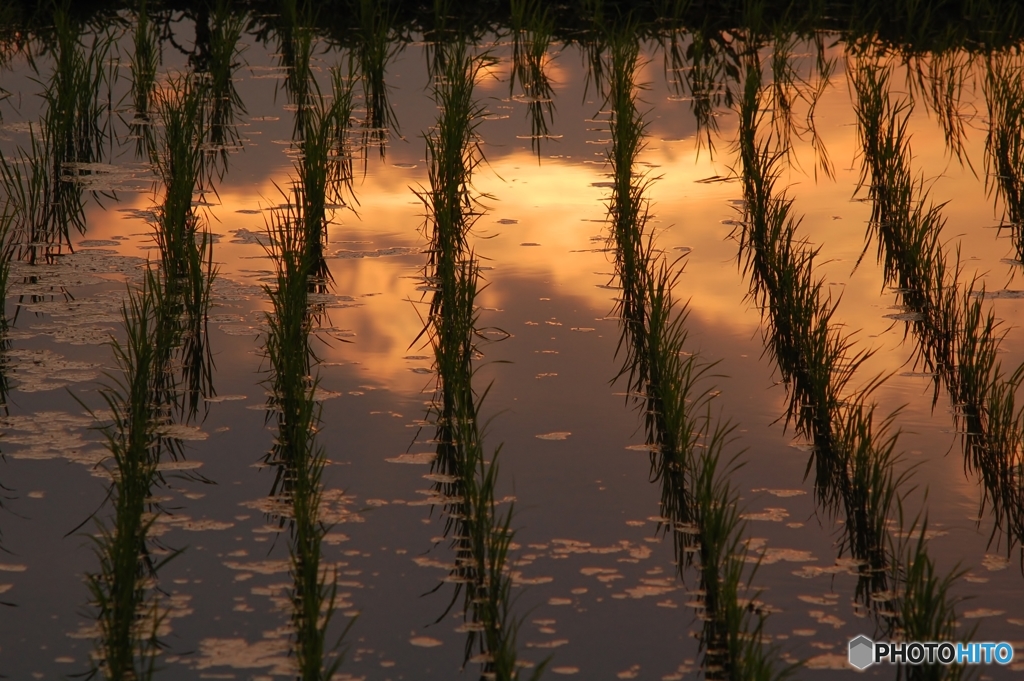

86,268,181,681
737,44,968,658
353,0,400,158
601,31,792,680
853,54,1024,552
262,198,349,681
510,0,557,159
414,41,541,681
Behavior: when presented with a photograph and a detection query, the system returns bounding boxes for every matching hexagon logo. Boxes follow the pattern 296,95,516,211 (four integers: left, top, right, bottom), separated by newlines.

848,635,875,670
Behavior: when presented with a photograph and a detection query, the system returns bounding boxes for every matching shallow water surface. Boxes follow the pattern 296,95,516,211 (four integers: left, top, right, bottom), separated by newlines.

2,4,1024,680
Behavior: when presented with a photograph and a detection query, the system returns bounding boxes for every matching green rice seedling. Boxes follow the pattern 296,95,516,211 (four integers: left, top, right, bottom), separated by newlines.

983,52,1024,262
895,520,972,681
834,399,914,613
262,199,350,681
129,0,159,159
510,0,557,159
353,0,400,158
689,422,795,681
597,32,791,680
86,267,180,681
852,53,1024,550
412,41,540,680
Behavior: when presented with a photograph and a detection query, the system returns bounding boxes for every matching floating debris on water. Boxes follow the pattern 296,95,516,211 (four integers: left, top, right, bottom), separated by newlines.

982,554,1011,571
752,488,807,498
409,636,443,648
963,608,1006,618
385,452,437,464
741,507,790,522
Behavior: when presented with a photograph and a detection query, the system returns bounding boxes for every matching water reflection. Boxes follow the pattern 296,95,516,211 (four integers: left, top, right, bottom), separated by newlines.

353,0,400,160
152,75,217,419
416,42,540,680
736,38,968,677
601,31,790,680
3,3,1024,677
509,0,557,160
853,53,1024,554
85,269,186,681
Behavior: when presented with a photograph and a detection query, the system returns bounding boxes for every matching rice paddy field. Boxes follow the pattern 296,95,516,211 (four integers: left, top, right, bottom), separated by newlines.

4,1,1024,679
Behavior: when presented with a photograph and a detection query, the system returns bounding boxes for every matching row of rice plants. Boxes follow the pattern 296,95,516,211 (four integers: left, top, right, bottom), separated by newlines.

853,53,1024,553
82,57,232,676
600,33,792,681
509,0,557,158
86,266,191,681
0,6,113,264
983,51,1024,265
262,200,349,681
737,44,967,677
414,40,542,681
150,75,218,419
258,26,361,678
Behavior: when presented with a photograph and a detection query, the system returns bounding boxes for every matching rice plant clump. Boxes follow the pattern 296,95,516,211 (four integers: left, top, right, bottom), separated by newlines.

87,269,180,681
599,31,792,680
414,41,541,681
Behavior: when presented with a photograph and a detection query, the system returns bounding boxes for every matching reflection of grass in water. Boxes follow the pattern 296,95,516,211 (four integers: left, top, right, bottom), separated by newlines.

0,202,12,457
984,53,1024,262
152,74,218,418
297,71,356,283
903,49,974,166
201,0,247,176
897,521,972,681
354,0,400,158
416,42,541,681
853,55,1024,552
129,0,159,158
601,32,791,680
0,7,113,265
510,0,557,159
86,269,180,681
0,201,10,332
738,45,966,660
662,27,734,157
259,37,358,671
38,6,114,255
263,195,351,681
0,130,80,265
